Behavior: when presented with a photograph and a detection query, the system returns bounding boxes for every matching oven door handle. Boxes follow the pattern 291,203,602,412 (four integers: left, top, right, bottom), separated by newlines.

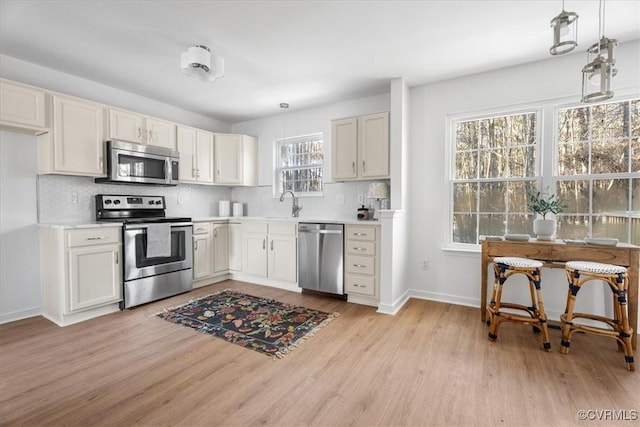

124,222,193,230
165,157,171,185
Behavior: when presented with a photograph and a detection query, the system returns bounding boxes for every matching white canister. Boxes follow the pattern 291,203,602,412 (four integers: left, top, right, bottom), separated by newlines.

233,202,244,217
219,200,231,217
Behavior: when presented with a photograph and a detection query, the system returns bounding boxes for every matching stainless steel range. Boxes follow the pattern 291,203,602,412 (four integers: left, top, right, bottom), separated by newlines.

96,195,193,308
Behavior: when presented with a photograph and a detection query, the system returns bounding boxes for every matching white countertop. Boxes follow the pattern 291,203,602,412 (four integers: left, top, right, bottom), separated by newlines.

39,217,381,228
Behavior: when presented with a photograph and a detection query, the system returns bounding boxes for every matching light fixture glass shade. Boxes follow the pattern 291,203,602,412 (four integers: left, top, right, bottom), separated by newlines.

368,182,390,199
180,45,224,82
581,37,617,103
550,10,578,55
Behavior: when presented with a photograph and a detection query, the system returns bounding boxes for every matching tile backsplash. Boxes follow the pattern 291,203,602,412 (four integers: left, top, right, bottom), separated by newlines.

37,175,232,223
37,175,390,223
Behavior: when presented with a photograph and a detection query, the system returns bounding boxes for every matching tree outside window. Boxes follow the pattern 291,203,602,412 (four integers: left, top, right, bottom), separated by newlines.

275,133,323,196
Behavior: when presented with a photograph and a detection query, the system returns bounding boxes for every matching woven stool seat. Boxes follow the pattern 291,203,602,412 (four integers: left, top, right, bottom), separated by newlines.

565,261,627,275
561,261,635,371
494,257,543,269
487,256,551,351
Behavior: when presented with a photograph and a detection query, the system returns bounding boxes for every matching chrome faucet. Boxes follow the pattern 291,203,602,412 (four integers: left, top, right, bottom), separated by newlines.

279,190,302,217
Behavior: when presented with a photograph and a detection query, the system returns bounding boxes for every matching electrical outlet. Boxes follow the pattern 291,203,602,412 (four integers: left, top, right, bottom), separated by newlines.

67,191,78,204
357,194,364,204
177,195,184,205
336,194,345,205
421,259,429,270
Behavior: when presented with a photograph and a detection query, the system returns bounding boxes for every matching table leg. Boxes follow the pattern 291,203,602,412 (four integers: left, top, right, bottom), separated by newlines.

481,243,489,324
628,250,638,350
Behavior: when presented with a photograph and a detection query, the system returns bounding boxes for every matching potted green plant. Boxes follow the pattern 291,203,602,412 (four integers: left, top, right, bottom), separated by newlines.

527,188,564,241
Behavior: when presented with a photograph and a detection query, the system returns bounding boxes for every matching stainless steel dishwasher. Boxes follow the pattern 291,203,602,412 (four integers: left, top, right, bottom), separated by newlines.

298,223,344,295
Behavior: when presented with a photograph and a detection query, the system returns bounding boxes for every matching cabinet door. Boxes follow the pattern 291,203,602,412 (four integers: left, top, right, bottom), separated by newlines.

358,112,389,178
109,109,144,144
244,233,267,277
214,133,243,185
177,126,197,182
268,235,297,282
0,80,47,128
213,223,229,273
68,243,122,312
228,223,242,272
147,118,176,150
332,117,358,180
196,130,214,184
193,233,212,280
53,95,105,175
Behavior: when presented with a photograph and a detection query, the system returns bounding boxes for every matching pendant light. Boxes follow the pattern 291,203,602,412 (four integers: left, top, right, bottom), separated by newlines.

581,0,618,103
550,0,579,55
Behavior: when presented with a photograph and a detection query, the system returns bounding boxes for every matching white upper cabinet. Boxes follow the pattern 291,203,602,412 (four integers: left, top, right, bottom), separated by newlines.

331,111,389,181
177,125,214,184
214,133,243,185
214,134,258,186
38,94,105,176
108,108,176,150
0,79,48,133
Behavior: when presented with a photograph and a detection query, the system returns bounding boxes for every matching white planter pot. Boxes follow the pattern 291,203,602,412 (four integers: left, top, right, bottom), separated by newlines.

533,219,556,241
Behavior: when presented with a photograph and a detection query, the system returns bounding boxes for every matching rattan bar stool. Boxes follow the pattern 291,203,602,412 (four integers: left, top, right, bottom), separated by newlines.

488,257,551,351
561,261,635,371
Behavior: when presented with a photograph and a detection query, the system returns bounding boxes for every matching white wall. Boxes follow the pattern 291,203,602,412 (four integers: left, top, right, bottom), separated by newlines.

230,93,391,219
407,40,640,320
0,131,41,323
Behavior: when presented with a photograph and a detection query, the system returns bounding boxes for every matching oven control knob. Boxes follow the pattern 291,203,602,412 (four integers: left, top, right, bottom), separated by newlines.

113,200,121,205
104,200,112,205
148,201,154,205
155,200,162,205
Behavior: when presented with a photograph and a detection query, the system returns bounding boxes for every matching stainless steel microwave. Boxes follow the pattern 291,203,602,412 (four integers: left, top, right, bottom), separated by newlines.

96,140,180,186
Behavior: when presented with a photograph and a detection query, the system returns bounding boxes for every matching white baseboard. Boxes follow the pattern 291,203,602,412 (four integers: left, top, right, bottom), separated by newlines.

377,289,411,315
0,307,41,325
409,289,479,309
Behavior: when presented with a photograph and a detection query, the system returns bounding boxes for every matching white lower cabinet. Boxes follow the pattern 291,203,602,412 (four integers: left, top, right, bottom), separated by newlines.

40,226,122,326
192,221,230,286
344,224,380,306
242,221,297,284
228,222,242,272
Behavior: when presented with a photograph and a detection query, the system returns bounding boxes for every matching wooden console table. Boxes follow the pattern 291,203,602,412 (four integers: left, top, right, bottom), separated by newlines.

480,239,639,349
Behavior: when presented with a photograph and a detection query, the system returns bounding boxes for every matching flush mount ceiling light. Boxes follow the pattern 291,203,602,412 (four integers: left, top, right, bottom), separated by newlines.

550,0,579,55
581,0,618,103
180,45,224,82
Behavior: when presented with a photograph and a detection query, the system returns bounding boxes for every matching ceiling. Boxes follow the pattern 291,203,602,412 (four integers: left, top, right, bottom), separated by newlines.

1,1,638,124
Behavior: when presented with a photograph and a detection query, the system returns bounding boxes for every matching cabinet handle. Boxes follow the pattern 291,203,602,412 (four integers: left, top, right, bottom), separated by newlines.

362,160,366,172
353,247,366,251
354,233,367,236
352,162,355,173
353,264,366,268
115,252,119,264
263,239,266,250
270,240,274,251
217,169,220,178
353,284,367,288
148,129,153,143
214,229,217,238
86,236,106,240
196,168,200,178
137,127,142,140
195,240,199,250
196,228,206,232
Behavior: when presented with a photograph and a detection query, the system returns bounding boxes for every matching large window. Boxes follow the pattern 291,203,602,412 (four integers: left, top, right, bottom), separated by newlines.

275,133,323,196
556,99,640,244
451,111,540,244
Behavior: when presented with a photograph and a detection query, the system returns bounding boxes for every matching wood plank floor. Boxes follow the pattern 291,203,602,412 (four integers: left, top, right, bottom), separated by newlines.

1,280,638,426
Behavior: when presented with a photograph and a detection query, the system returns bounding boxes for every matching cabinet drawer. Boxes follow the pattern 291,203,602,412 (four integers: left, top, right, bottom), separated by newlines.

193,222,212,235
346,240,375,256
268,221,296,236
345,274,375,296
244,221,268,234
347,226,376,241
67,227,121,248
346,255,375,275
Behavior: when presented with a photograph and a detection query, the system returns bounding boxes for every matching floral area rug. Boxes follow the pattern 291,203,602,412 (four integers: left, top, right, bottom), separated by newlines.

155,289,339,358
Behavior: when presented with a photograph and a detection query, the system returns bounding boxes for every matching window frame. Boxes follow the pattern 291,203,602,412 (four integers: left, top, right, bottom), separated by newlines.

446,105,543,250
273,132,324,198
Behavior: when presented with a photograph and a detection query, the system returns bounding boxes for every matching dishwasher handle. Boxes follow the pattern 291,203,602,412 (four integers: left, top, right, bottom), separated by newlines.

299,228,342,234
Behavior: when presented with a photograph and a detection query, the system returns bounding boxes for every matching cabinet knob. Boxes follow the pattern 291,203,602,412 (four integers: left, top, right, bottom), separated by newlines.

362,160,365,172
86,236,106,240
352,162,355,173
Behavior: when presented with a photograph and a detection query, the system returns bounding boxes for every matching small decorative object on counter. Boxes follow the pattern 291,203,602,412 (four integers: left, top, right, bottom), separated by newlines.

232,202,244,217
357,205,370,220
368,182,390,219
219,200,231,217
527,187,564,241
